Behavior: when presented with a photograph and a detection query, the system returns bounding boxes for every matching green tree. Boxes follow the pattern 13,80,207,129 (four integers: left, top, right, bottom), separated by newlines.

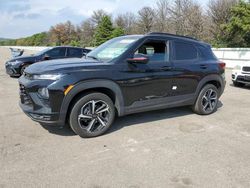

222,1,250,47
93,15,114,46
111,27,125,38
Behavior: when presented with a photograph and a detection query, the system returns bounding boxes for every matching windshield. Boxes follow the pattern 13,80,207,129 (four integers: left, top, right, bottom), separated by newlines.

35,47,52,56
87,36,142,62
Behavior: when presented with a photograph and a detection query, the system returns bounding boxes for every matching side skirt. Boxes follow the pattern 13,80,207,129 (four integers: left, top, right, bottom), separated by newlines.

123,94,196,116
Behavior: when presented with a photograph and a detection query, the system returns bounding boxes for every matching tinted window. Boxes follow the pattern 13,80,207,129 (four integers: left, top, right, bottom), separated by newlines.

46,48,66,58
68,48,83,57
174,42,198,61
197,45,216,60
135,41,167,62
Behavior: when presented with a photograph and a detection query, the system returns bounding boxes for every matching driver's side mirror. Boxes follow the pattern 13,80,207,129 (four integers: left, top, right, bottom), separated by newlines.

43,54,50,60
127,54,149,64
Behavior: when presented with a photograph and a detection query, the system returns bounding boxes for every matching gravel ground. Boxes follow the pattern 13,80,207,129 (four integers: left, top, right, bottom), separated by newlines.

0,46,250,188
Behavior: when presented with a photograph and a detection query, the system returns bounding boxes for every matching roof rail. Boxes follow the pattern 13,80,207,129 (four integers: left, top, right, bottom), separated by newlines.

147,32,199,41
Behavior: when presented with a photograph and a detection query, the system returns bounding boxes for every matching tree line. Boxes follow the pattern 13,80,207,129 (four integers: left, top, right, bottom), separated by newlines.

1,0,249,47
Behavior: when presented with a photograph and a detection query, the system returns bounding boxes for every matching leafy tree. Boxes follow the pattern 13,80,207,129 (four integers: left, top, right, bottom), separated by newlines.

222,1,250,47
49,21,77,45
111,27,125,38
91,9,109,25
207,0,238,46
93,15,114,46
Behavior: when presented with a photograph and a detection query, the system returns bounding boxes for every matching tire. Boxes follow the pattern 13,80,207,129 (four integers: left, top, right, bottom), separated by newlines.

192,84,219,115
20,65,28,75
233,81,245,87
69,92,115,138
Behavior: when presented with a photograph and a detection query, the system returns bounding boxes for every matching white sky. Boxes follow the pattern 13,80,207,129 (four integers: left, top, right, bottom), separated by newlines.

0,0,209,38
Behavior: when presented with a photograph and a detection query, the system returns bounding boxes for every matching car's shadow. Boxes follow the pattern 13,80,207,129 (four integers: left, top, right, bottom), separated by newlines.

40,123,76,136
39,101,223,137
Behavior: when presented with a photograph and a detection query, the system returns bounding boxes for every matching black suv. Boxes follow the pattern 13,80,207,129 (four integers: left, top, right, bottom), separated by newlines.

18,33,226,138
5,46,91,77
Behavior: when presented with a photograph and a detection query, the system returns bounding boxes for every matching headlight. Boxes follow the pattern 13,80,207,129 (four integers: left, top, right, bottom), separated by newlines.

234,65,242,70
38,88,49,99
33,74,63,80
8,60,21,66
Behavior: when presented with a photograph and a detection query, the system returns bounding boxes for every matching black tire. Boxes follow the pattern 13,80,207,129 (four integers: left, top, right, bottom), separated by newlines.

20,65,28,75
192,84,219,115
233,81,245,87
69,92,115,138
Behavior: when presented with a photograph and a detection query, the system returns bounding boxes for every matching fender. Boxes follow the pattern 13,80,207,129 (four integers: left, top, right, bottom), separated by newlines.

194,74,225,98
58,79,125,125
21,61,34,68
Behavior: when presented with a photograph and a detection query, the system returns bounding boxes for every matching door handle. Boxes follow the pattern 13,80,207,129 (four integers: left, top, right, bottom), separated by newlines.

200,65,208,69
161,66,172,71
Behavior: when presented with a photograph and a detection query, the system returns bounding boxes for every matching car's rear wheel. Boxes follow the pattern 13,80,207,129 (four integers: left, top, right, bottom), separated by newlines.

233,81,245,87
69,93,115,138
192,84,219,115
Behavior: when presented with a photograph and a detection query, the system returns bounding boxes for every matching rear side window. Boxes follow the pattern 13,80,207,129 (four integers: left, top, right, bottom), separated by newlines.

68,48,83,57
197,45,217,60
174,42,198,61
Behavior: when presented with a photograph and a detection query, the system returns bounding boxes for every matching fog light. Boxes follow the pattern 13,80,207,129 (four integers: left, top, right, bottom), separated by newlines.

38,88,49,99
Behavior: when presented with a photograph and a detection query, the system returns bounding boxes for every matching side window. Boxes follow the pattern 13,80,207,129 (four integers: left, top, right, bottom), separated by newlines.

174,42,198,61
135,40,167,62
197,45,216,60
68,48,83,57
46,48,66,58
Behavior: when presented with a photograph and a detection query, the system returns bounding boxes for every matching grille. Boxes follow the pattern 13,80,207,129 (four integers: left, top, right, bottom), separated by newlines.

19,84,32,105
242,66,250,72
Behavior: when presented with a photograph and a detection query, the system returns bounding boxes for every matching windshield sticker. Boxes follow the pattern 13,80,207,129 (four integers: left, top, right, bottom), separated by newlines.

119,39,136,44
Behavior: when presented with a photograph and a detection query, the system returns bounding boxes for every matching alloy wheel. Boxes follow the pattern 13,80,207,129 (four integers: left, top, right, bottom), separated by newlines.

201,89,218,113
77,100,111,133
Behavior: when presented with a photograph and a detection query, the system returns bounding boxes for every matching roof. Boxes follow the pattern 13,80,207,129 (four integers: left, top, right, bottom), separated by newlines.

146,32,207,45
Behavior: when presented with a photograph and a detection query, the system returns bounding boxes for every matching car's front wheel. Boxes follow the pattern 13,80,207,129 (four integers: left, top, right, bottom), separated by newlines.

192,84,219,115
69,93,115,138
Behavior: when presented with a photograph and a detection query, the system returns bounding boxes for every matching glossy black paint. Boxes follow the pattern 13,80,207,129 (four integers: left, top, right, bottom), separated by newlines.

5,46,91,77
18,33,226,126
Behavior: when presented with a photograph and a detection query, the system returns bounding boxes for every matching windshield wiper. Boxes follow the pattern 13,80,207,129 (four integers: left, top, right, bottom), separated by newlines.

87,55,100,61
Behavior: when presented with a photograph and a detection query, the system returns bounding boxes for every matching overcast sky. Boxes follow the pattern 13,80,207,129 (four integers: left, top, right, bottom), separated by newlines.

0,0,209,39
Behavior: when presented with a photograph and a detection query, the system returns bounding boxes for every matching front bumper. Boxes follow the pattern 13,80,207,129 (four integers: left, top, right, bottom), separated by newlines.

5,63,20,76
19,101,61,125
232,70,250,84
18,76,65,126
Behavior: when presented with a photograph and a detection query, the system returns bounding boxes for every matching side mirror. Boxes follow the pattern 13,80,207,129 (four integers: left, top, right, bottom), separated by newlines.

82,53,87,58
43,54,50,60
127,54,149,64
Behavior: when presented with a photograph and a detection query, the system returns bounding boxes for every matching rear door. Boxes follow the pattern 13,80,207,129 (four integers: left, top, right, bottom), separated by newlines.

170,40,202,96
67,47,84,58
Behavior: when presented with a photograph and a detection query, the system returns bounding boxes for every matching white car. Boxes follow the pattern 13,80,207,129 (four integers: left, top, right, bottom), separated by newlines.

232,62,250,87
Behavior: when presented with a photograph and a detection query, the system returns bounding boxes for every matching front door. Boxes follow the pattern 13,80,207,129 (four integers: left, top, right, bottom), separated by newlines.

120,38,175,108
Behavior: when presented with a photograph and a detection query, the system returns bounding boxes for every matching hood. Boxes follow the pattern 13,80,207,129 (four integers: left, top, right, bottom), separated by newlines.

25,58,102,74
9,54,37,62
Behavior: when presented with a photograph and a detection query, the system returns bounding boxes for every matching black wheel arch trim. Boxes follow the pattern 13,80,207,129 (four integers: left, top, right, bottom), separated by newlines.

195,74,225,98
58,79,125,125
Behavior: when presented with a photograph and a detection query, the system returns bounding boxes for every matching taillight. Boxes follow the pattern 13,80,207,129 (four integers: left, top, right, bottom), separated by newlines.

219,61,226,69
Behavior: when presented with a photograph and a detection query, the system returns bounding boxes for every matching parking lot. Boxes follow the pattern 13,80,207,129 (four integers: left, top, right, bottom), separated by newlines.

0,46,250,188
